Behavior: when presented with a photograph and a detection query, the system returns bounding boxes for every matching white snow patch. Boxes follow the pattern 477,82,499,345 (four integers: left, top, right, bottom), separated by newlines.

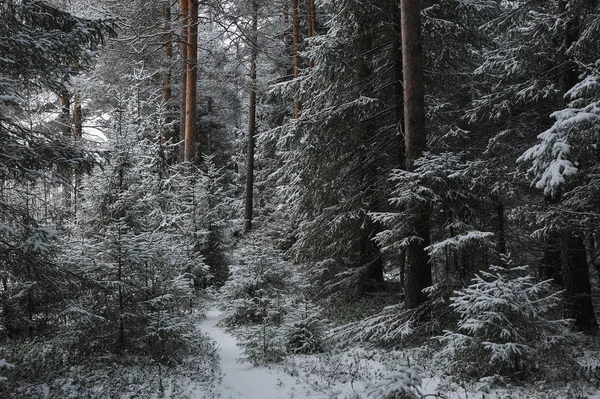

198,309,324,399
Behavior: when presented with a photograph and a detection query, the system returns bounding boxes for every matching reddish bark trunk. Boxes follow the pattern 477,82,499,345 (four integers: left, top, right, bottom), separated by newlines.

400,0,431,309
73,93,82,140
185,0,199,164
292,0,301,118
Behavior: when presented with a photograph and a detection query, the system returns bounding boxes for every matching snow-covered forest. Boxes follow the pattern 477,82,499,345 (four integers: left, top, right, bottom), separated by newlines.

1,0,600,397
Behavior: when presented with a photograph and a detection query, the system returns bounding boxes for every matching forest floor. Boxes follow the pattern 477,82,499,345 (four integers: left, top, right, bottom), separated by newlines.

197,308,325,399
196,307,600,399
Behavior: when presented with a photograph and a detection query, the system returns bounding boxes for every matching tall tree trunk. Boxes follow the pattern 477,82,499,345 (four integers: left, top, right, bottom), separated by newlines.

291,0,301,118
563,231,598,332
306,0,316,37
306,0,316,68
283,0,291,47
556,0,597,333
185,0,199,164
206,96,213,155
162,0,173,145
400,0,432,309
60,92,70,136
73,93,82,140
496,203,506,254
179,0,189,162
356,29,384,289
72,91,82,211
60,92,71,208
245,0,258,233
392,1,404,166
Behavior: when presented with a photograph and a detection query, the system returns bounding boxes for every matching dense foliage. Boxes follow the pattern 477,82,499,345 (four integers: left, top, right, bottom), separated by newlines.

2,0,600,396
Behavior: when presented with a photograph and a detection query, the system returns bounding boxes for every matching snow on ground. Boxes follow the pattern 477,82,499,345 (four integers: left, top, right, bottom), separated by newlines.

197,305,600,399
198,309,326,399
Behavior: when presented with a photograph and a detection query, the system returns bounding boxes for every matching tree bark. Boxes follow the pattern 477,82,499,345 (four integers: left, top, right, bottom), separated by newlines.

306,0,316,38
356,28,384,290
400,0,432,309
283,0,291,47
60,92,71,208
244,0,258,233
73,93,82,140
206,96,213,155
496,203,506,254
563,231,598,333
185,0,199,164
556,0,596,333
392,2,404,166
59,92,70,136
306,0,316,68
179,0,189,162
162,0,173,145
292,0,301,118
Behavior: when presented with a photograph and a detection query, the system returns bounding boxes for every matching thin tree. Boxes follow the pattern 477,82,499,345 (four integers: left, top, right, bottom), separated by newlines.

161,0,173,144
206,96,213,155
292,0,301,118
283,0,291,46
306,0,316,68
185,0,199,164
245,0,258,233
60,92,71,136
306,0,315,38
179,0,189,162
400,0,431,309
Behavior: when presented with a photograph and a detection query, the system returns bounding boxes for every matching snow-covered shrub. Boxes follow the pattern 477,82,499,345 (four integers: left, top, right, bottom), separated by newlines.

329,303,415,348
282,300,327,355
366,364,423,399
0,329,219,398
437,257,577,378
219,236,292,364
218,237,290,329
238,323,286,366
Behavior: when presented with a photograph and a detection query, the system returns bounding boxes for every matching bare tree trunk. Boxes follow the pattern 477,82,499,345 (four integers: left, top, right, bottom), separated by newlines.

206,96,213,155
283,0,291,46
306,0,316,37
400,0,431,309
60,93,70,136
306,0,316,68
162,0,173,144
496,203,506,254
556,0,597,333
563,231,598,332
292,0,301,118
179,0,188,162
60,92,71,208
392,3,404,166
245,0,258,233
185,0,198,164
72,91,82,212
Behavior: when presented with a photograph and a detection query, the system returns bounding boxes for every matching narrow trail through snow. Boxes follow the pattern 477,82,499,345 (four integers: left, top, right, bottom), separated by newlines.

199,309,324,399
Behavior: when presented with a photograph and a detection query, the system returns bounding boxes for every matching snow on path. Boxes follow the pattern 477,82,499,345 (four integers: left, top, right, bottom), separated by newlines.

198,309,325,399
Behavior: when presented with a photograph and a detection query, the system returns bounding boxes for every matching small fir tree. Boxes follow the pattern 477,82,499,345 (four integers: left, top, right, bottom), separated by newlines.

437,256,577,379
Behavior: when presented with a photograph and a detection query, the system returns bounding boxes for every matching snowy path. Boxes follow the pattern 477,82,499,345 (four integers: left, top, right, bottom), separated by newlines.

199,309,324,399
